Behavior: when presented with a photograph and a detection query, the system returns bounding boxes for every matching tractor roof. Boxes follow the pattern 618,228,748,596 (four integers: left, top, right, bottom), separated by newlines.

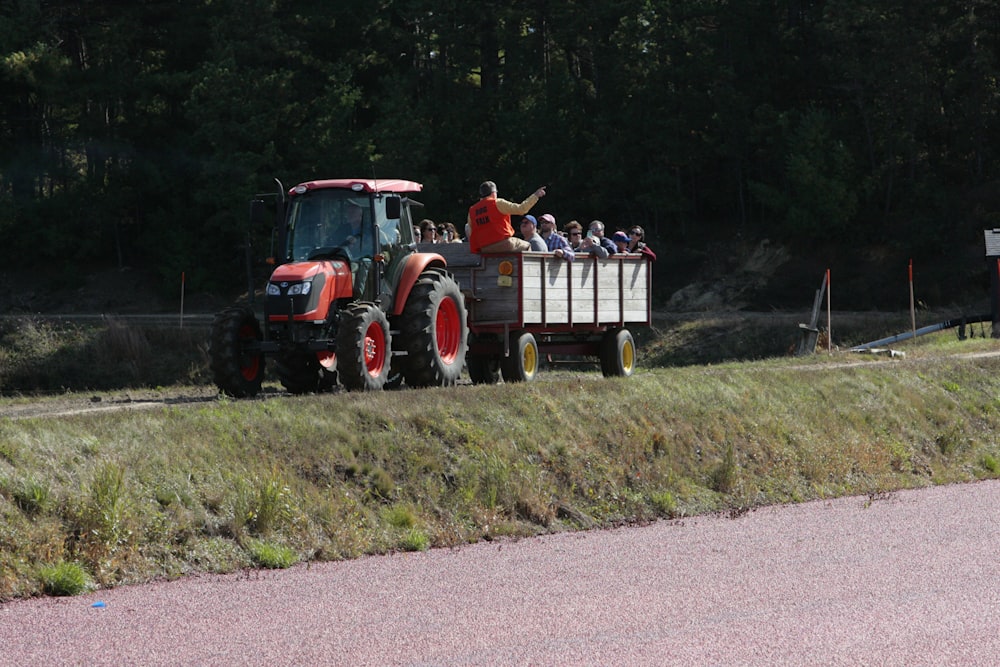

289,179,423,195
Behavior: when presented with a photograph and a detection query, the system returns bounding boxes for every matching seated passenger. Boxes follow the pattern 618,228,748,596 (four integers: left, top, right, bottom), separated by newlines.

564,220,608,258
626,225,657,261
519,215,548,252
588,220,618,256
419,219,438,244
441,222,463,243
612,231,631,254
467,180,545,253
537,213,574,261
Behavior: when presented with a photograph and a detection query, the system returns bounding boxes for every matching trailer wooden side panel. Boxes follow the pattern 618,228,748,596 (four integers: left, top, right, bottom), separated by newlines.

416,243,651,329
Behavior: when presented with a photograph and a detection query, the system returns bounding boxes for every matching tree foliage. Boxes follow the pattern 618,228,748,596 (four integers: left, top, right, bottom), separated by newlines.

1,0,998,299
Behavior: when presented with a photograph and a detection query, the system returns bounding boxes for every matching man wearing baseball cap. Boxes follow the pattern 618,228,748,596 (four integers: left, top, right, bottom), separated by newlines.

467,181,546,254
537,213,575,261
519,215,547,251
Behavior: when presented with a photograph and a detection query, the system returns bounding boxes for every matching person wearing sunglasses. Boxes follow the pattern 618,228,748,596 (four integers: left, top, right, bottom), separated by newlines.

626,225,657,261
537,213,574,261
519,215,547,252
419,219,438,244
564,220,608,258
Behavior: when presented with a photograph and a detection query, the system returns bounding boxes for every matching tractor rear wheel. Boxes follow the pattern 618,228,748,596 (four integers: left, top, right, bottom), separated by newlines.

600,328,635,377
336,303,391,391
209,307,264,397
500,332,538,383
399,269,468,387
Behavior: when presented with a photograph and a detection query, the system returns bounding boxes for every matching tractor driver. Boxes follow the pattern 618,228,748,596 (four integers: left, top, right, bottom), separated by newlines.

336,201,374,259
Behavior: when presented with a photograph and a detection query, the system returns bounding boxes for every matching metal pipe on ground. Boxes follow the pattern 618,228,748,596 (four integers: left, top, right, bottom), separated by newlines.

849,314,992,352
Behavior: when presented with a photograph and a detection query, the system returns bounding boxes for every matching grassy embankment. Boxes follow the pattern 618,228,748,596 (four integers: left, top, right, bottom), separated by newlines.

1,312,1000,600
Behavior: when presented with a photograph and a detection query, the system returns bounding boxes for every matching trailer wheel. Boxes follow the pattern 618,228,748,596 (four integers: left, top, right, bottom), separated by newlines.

400,270,468,387
600,328,635,377
467,355,501,385
209,307,264,398
336,303,391,391
501,332,538,383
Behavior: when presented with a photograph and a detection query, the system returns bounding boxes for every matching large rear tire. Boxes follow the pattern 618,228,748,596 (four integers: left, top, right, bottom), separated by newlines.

209,307,264,397
399,270,468,387
500,332,538,383
600,328,635,377
336,303,391,391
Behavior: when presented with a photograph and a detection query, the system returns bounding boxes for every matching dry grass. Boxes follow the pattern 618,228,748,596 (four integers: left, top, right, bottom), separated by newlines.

1,314,999,600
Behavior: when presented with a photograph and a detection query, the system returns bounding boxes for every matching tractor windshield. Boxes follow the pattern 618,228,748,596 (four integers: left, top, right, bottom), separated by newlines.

285,190,374,261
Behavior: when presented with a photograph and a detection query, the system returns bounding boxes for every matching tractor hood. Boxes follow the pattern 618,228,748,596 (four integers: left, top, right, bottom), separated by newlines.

270,260,350,283
267,260,354,321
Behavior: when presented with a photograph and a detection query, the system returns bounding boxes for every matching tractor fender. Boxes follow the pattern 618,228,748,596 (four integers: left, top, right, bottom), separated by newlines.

390,252,447,316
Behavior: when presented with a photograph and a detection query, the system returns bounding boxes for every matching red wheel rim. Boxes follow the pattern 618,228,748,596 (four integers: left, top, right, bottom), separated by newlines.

435,297,461,364
238,323,261,381
363,321,386,377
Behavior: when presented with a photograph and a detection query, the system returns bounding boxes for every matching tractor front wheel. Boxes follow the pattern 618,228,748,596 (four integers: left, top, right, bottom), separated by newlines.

336,303,391,391
209,307,264,397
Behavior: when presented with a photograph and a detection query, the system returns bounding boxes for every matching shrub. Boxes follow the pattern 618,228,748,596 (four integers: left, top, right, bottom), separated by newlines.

38,562,93,596
247,540,297,569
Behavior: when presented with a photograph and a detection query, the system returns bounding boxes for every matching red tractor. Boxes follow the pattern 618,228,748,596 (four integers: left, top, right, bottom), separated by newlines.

209,178,468,396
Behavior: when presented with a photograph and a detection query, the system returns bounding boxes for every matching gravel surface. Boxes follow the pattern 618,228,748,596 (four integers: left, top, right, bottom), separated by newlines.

3,480,999,665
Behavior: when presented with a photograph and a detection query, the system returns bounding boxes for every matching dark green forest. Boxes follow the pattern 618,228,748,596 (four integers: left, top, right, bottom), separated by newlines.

2,1,999,308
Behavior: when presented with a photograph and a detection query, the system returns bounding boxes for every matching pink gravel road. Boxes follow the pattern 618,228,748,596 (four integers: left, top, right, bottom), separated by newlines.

3,480,1000,666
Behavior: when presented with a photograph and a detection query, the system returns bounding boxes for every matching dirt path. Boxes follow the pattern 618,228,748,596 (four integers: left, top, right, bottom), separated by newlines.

2,480,998,665
0,387,222,420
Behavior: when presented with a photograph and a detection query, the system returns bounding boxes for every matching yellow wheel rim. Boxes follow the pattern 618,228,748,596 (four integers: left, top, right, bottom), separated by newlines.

622,339,635,373
523,342,538,377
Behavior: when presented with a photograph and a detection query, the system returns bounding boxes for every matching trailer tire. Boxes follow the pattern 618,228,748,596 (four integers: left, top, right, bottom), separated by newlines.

501,332,538,383
399,270,468,387
336,303,391,391
467,355,501,385
600,328,635,377
210,307,264,398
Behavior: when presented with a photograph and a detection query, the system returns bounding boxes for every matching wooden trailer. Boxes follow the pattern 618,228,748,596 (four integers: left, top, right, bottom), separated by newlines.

417,243,652,383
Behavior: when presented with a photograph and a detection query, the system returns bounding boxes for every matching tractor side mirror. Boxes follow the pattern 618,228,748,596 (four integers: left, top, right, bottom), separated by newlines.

386,196,401,219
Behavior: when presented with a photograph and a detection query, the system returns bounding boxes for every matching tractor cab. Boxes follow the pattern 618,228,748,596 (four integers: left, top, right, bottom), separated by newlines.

268,179,421,308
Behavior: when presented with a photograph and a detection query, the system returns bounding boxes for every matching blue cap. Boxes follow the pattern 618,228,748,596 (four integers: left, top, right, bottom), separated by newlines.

612,231,630,243
521,215,537,226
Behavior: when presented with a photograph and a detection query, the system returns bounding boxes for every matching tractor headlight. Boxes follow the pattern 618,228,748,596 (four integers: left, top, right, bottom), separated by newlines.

267,281,312,296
